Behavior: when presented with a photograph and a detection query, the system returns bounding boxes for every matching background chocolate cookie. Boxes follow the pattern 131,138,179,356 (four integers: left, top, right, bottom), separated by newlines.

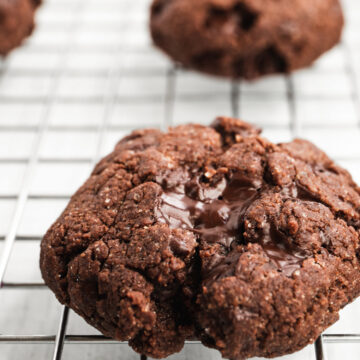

150,0,344,79
41,118,360,359
0,0,38,56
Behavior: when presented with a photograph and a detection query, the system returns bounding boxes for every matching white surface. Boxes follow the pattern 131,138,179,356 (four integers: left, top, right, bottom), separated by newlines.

0,0,360,359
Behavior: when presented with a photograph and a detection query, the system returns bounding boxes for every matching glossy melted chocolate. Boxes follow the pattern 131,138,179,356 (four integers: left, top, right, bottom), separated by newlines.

155,172,306,277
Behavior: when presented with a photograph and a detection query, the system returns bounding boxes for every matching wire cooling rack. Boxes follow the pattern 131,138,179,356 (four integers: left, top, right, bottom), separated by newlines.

0,0,360,359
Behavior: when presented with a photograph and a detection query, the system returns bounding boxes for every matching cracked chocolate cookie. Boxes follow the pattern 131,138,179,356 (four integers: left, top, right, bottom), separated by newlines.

150,0,344,79
40,117,360,359
0,0,39,56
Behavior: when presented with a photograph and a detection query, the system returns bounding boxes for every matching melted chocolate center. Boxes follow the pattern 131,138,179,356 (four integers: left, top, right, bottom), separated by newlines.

155,172,306,277
156,174,258,247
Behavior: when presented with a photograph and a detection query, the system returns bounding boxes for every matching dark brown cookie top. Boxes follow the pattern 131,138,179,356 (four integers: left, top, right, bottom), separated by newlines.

40,117,360,359
0,0,37,56
150,0,344,79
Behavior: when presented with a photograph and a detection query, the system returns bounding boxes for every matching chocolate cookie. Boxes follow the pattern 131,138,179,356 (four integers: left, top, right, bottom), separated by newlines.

150,0,344,79
0,0,38,56
40,117,360,359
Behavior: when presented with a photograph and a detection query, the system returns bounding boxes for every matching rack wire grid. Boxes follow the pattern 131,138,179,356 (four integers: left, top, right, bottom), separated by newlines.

0,0,359,359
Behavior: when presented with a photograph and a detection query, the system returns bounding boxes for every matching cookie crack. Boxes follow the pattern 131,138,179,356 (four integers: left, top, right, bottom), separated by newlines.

205,3,258,32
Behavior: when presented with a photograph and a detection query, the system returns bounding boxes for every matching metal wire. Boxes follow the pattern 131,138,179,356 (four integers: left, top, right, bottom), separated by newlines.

315,336,326,360
163,65,177,128
52,306,70,360
0,0,359,360
231,81,240,118
0,335,202,345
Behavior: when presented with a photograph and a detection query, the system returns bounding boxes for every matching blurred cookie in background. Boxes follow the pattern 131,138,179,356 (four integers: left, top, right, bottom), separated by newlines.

150,0,344,80
0,0,41,56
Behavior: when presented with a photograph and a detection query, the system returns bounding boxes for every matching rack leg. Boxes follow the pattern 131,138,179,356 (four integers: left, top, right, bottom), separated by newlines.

52,306,69,360
315,336,326,360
